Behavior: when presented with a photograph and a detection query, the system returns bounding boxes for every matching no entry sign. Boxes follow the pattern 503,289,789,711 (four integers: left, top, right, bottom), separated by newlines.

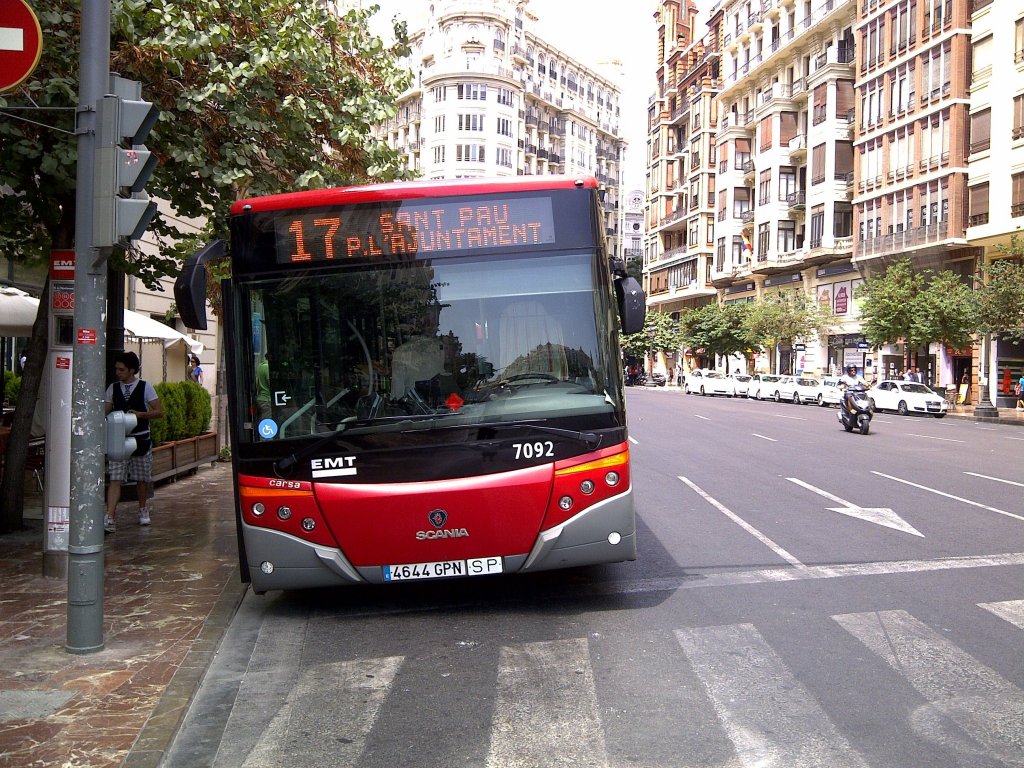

0,0,43,93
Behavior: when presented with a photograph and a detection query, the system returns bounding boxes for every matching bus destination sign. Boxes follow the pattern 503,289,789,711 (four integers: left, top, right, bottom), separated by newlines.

275,197,556,264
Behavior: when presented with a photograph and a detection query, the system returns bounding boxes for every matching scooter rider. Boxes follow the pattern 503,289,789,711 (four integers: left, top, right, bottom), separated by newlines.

839,365,866,409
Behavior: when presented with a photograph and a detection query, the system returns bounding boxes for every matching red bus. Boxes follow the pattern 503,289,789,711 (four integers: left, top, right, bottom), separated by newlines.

176,176,645,592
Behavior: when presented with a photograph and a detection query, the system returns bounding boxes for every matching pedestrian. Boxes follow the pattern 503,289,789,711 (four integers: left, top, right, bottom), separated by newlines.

104,351,163,532
256,352,273,419
189,354,204,385
1016,372,1024,410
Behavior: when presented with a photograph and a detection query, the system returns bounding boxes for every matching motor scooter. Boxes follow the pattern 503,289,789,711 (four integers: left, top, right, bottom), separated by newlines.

837,385,873,435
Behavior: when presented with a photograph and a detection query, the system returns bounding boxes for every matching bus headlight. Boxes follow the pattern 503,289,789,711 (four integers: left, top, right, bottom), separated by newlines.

301,517,316,531
558,495,574,511
605,471,620,487
277,506,292,520
579,480,595,495
251,502,266,516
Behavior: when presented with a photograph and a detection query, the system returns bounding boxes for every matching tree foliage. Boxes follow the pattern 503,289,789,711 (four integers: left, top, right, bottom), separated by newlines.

977,237,1024,344
0,0,413,532
858,258,980,354
744,290,835,372
679,301,752,363
620,310,684,362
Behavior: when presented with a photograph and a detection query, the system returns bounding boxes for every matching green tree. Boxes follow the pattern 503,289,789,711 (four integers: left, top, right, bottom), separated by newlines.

745,290,835,373
858,258,979,365
679,301,752,370
977,238,1024,344
620,310,684,368
0,0,412,532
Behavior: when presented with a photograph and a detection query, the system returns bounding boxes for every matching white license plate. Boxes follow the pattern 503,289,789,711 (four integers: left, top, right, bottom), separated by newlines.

383,557,503,582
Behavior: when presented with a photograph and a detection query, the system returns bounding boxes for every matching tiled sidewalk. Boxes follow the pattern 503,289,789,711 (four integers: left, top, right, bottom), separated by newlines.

0,462,247,768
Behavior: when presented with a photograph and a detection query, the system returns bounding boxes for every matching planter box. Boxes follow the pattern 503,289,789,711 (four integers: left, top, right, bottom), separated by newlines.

152,432,218,483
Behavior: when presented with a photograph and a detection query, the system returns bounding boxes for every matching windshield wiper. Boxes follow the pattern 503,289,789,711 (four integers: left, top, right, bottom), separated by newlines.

402,420,603,449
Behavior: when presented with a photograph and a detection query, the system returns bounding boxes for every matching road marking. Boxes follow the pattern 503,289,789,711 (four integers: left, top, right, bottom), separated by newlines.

835,610,1024,765
628,436,638,444
695,414,712,421
872,471,1024,523
980,599,1024,630
1005,436,1024,442
775,413,806,420
964,472,1024,488
752,433,777,442
786,477,924,536
243,656,403,767
487,638,608,768
679,476,809,571
0,28,25,52
675,624,871,768
906,433,965,442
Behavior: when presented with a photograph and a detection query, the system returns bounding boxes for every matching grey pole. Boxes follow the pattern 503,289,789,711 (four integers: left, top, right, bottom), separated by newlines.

67,0,111,654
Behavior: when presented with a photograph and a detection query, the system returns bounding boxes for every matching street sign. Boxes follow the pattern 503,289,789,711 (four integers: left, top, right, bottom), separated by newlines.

0,0,43,93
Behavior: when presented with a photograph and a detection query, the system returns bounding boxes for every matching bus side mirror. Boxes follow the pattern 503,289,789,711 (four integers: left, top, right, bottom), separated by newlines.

174,239,225,331
616,276,646,335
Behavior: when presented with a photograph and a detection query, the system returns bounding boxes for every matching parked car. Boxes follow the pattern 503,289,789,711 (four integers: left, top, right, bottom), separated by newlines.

868,380,948,417
747,374,782,400
647,371,667,387
819,377,843,406
726,373,752,397
792,377,824,404
770,375,799,402
685,369,733,396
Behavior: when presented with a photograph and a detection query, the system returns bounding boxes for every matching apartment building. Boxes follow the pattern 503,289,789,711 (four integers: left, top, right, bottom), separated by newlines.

853,0,974,384
376,0,627,255
966,0,1024,406
712,0,858,375
645,0,720,338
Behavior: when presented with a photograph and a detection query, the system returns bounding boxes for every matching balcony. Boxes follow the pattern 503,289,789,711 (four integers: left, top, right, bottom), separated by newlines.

740,209,755,224
788,134,807,158
742,160,756,180
786,190,806,210
854,222,953,260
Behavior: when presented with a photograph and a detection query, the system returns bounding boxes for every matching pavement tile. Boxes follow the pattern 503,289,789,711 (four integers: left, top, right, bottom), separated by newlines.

0,462,247,768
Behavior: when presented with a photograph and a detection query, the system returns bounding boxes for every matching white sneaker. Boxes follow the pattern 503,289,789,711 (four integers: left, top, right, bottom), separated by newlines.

139,508,151,526
104,515,116,534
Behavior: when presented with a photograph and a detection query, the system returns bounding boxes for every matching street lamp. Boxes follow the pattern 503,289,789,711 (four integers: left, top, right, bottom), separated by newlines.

975,333,999,418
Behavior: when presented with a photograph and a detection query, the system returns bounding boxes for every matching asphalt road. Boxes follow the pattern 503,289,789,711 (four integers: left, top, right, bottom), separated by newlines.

166,388,1024,768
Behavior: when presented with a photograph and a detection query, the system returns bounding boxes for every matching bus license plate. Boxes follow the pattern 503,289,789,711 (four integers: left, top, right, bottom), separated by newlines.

383,557,503,582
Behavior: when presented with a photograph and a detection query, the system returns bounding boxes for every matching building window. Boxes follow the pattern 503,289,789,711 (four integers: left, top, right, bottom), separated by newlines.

970,109,991,154
434,115,446,133
459,114,485,131
810,205,825,248
834,204,852,238
969,183,990,226
733,187,751,217
432,86,447,102
758,169,771,206
778,220,796,252
811,143,826,185
496,147,513,168
1013,95,1024,140
457,83,487,100
433,146,445,163
779,166,796,200
456,144,485,162
1016,18,1024,63
497,88,514,106
731,235,746,265
757,223,770,261
497,117,512,137
716,237,725,271
1012,173,1024,218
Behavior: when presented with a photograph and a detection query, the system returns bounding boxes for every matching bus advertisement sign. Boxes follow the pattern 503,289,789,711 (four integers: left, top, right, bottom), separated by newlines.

274,196,555,264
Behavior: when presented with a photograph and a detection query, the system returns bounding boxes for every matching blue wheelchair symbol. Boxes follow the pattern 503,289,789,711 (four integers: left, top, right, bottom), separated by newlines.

258,419,278,439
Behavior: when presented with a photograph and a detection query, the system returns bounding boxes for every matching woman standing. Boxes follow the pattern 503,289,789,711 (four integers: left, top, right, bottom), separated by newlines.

189,354,204,385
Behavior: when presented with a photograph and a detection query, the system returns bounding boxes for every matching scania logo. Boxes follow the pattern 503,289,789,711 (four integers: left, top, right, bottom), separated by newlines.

428,509,447,528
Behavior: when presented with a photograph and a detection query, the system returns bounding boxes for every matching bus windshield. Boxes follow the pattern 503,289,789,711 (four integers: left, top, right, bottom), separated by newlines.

243,250,622,444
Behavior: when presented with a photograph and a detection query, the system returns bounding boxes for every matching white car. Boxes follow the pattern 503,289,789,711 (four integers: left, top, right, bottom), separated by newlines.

769,375,798,402
789,377,825,404
726,373,751,397
747,373,782,400
685,369,733,396
868,380,948,417
819,377,843,406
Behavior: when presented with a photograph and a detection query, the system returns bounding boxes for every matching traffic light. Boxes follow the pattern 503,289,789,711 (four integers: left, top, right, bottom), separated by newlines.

105,411,138,461
93,76,159,248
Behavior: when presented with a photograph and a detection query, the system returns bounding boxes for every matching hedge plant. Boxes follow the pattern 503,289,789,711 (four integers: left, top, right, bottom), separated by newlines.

149,381,213,445
3,372,19,405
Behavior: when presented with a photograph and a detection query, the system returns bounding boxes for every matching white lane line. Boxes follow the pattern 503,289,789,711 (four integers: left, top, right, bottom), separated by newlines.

604,552,1024,595
1005,436,1024,442
675,624,871,768
834,610,1024,764
964,472,1024,488
872,471,1024,523
906,433,965,442
976,426,998,431
628,436,638,444
487,638,608,768
752,433,777,442
695,414,712,421
775,414,807,420
980,599,1024,630
679,476,808,571
786,477,924,536
243,656,403,768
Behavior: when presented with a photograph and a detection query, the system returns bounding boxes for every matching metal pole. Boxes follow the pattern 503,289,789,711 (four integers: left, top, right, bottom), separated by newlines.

67,0,110,654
